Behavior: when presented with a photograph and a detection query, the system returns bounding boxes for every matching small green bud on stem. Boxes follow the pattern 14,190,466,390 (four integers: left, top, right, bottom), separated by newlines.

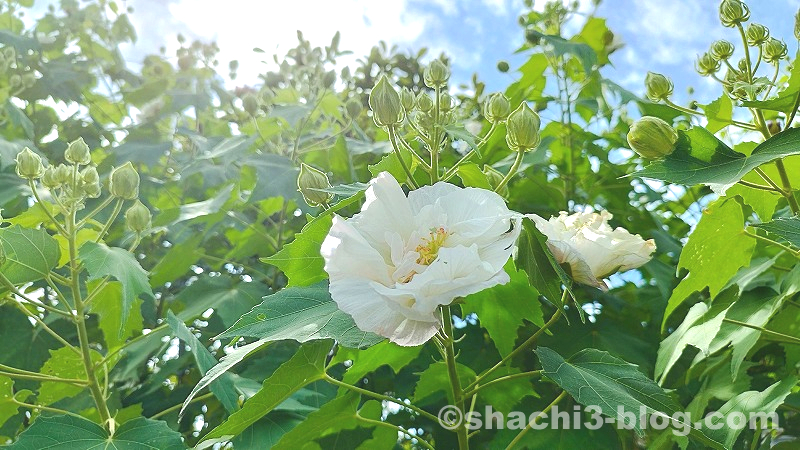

627,116,678,159
696,52,721,76
505,102,541,152
719,0,750,28
368,75,405,127
763,38,788,63
65,137,91,165
745,23,770,46
483,165,508,197
645,72,673,102
423,59,450,88
400,87,416,112
710,40,735,61
109,162,140,200
242,93,259,116
125,200,151,233
484,93,511,123
297,163,333,207
15,147,44,180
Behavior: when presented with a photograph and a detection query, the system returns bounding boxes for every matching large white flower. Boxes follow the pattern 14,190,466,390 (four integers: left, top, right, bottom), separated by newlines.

527,210,656,291
321,172,521,346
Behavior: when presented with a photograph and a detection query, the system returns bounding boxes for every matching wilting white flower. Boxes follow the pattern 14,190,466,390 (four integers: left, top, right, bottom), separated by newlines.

527,210,656,291
321,172,521,346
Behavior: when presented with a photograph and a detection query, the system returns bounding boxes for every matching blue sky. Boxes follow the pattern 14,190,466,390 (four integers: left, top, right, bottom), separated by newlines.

119,0,797,104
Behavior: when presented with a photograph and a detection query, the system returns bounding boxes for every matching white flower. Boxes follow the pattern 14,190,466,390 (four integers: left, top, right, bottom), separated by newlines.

321,172,521,346
527,210,656,291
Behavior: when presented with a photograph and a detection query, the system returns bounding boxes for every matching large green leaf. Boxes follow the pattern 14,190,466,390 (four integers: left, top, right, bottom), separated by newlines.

79,241,153,332
0,225,60,287
198,340,331,445
655,301,726,383
37,347,102,406
515,219,574,312
261,215,331,287
216,283,383,349
635,127,800,194
536,347,723,449
88,281,143,351
664,198,755,325
2,415,186,449
754,217,800,248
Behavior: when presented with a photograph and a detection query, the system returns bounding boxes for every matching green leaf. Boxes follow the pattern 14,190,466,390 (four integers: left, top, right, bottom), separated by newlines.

536,347,723,449
217,283,383,349
199,340,331,444
664,198,755,325
655,302,727,383
368,146,414,182
79,241,153,333
457,163,493,190
0,377,29,429
2,415,186,449
754,217,800,247
525,30,597,74
700,95,733,134
169,275,265,327
37,347,102,406
413,361,476,404
153,184,234,226
261,215,331,287
149,234,203,287
88,281,143,350
444,124,481,157
515,219,574,312
331,340,422,385
0,225,60,288
463,263,543,357
635,127,800,194
167,311,239,414
702,378,797,449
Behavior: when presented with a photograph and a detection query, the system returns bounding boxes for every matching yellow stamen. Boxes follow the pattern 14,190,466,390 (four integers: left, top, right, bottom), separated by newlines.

415,227,449,265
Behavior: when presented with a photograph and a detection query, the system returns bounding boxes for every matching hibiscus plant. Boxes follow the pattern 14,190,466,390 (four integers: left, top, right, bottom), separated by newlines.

2,1,800,449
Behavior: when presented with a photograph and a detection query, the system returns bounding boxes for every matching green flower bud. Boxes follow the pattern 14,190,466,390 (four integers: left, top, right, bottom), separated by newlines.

484,93,511,123
737,58,749,72
644,72,673,102
345,97,362,118
15,147,44,179
82,181,101,198
745,23,770,46
416,92,434,113
322,70,337,88
242,93,259,116
710,40,735,61
763,38,788,63
124,200,151,233
719,0,750,28
482,165,508,197
41,166,60,189
497,60,510,73
297,163,333,207
423,59,450,88
626,116,678,159
696,52,721,76
439,92,454,112
81,166,99,185
65,137,91,165
400,87,416,112
368,75,404,127
505,102,541,152
109,162,140,200
54,164,72,186
21,72,35,89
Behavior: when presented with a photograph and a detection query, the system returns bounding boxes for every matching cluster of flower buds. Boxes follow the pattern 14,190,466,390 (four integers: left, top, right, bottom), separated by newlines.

626,116,678,159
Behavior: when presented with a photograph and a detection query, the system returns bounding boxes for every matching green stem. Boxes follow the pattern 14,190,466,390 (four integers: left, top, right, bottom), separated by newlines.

722,318,800,345
774,159,800,214
754,167,786,193
0,367,87,386
494,150,524,193
431,85,441,183
505,391,568,450
324,374,440,423
94,198,123,243
387,126,420,189
394,130,431,170
357,416,436,450
14,400,86,419
736,24,754,82
95,323,169,369
787,90,800,127
442,305,469,450
150,392,215,420
77,196,114,228
743,229,800,257
737,180,782,192
28,180,67,236
664,100,758,130
463,370,542,399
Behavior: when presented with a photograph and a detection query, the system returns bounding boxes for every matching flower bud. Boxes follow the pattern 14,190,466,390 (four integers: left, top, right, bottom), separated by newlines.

65,137,91,165
125,200,151,233
322,70,337,88
416,92,434,113
505,102,541,152
400,87,415,112
745,23,770,46
54,164,72,186
82,181,101,198
15,147,44,179
345,97,362,118
696,52,721,76
626,116,678,159
710,40,735,61
763,38,788,64
368,75,404,127
737,58,749,72
41,166,60,189
483,165,508,197
439,92,454,112
423,59,450,88
109,162,140,200
297,163,333,207
484,93,511,123
81,166,99,185
644,72,673,102
242,93,259,116
497,60,510,73
719,0,750,28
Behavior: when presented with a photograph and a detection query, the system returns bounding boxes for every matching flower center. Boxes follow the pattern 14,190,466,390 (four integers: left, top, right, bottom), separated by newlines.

415,227,449,266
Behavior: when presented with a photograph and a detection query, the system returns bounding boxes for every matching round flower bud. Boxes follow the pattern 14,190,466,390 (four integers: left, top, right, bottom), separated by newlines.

644,72,673,102
710,40,735,61
719,0,750,28
15,147,44,179
65,137,91,165
482,165,508,197
177,55,194,71
400,87,415,112
297,162,333,207
696,52,721,77
745,23,770,46
763,38,788,64
242,93,259,116
505,102,541,152
626,116,678,159
439,92,454,112
484,93,511,123
82,181,101,198
125,200,151,233
81,166,99,185
423,59,450,88
41,166,60,189
416,92,434,113
345,97,362,119
368,75,404,127
497,60,510,73
109,162,140,200
737,58,749,72
54,164,72,186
